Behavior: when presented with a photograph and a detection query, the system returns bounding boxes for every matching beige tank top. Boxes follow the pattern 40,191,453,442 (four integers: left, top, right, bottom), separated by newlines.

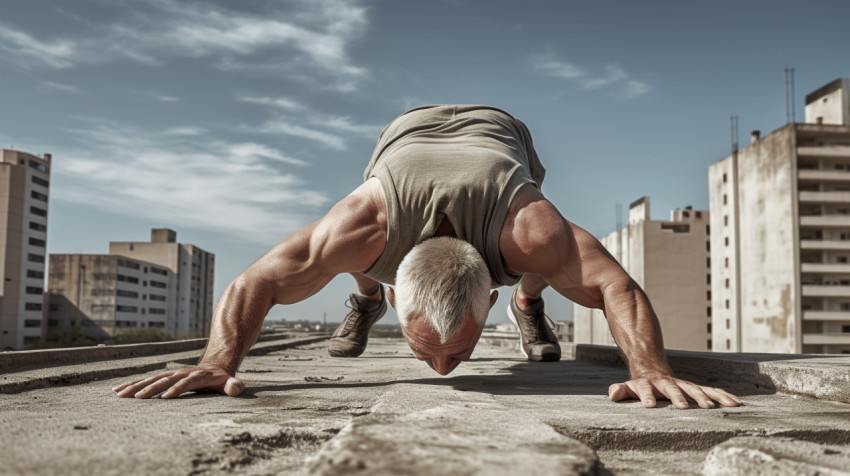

363,105,546,287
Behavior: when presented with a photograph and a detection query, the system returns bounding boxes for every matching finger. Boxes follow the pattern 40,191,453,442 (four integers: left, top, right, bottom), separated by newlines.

704,387,743,407
679,383,715,409
133,375,181,399
657,380,690,409
627,379,657,408
116,373,173,398
112,378,146,393
223,377,245,397
160,372,213,399
608,383,636,401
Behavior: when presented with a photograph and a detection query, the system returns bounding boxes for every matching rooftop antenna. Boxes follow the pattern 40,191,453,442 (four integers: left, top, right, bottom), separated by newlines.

785,67,796,124
730,115,739,155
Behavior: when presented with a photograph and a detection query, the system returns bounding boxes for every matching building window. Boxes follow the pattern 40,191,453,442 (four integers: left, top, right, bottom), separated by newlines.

93,273,115,281
707,257,711,267
116,305,138,313
841,303,850,311
725,279,730,289
48,319,60,327
725,237,729,247
91,304,112,312
707,339,712,349
695,211,702,219
724,215,728,226
150,280,167,289
723,173,727,183
840,257,848,264
725,257,729,268
24,319,41,328
706,274,711,285
116,289,139,298
27,269,44,279
148,308,166,315
149,294,167,302
27,253,45,264
29,222,47,232
706,291,711,300
25,286,43,294
726,339,731,350
150,267,168,276
31,175,49,187
117,274,139,284
706,225,710,234
115,320,138,328
707,323,712,333
683,211,690,218
723,194,727,205
30,190,48,202
91,289,114,296
706,241,711,251
28,237,46,248
117,258,140,270
30,206,47,217
148,321,165,328
726,319,730,329
707,306,712,317
25,302,42,311
842,325,850,333
725,300,730,309
28,160,48,172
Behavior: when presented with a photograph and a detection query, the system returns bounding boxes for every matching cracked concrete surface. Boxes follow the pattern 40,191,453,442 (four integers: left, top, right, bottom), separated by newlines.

1,337,849,475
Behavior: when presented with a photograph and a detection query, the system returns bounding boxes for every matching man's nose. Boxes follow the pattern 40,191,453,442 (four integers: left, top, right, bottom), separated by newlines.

431,357,459,376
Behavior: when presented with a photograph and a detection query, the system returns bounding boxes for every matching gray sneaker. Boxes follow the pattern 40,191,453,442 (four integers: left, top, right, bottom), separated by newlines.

507,287,561,362
328,285,387,358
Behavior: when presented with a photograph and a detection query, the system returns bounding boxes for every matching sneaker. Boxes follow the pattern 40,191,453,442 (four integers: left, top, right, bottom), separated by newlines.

507,287,561,362
328,285,387,357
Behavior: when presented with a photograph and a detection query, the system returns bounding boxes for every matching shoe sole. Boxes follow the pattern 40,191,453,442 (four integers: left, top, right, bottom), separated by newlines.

506,303,529,359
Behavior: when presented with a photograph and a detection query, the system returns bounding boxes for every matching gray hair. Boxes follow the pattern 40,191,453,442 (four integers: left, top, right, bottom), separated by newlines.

394,237,491,343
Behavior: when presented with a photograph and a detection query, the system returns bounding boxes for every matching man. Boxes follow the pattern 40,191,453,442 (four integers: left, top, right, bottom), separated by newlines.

114,105,741,409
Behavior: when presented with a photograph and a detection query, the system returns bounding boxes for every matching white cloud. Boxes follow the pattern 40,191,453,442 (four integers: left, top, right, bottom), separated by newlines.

40,80,80,93
530,53,650,97
151,93,178,102
163,126,205,136
55,119,326,244
0,0,369,91
240,96,304,112
256,120,346,150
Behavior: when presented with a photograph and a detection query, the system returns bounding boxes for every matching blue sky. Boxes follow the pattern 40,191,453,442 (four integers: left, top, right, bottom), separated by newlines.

0,0,848,324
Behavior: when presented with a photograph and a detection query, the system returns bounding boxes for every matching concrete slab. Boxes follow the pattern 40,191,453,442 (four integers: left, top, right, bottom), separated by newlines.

1,338,849,475
703,436,850,475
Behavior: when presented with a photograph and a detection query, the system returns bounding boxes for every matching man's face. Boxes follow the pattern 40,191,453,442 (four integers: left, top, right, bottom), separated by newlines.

401,313,484,376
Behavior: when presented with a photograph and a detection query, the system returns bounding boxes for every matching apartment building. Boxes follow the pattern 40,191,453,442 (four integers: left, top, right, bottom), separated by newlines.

709,78,850,354
47,254,177,339
574,197,712,351
0,149,51,350
48,228,214,340
109,229,215,336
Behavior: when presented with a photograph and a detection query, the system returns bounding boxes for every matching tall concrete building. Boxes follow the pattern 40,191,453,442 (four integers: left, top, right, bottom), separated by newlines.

109,229,215,336
47,228,214,341
0,149,51,350
709,78,850,355
574,197,712,351
47,254,177,339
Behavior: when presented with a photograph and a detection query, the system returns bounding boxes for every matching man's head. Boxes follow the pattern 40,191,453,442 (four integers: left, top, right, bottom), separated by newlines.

386,237,498,375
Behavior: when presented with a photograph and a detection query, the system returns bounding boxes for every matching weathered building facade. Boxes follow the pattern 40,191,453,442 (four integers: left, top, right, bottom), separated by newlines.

0,149,51,350
709,78,850,354
574,197,712,351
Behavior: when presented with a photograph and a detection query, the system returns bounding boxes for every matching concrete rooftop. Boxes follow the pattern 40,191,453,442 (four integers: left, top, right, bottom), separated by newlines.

2,335,850,475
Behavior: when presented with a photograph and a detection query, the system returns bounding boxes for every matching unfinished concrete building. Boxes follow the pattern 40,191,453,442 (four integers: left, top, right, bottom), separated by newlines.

709,78,850,354
47,255,177,340
47,228,214,340
0,149,51,350
109,229,215,337
574,197,712,351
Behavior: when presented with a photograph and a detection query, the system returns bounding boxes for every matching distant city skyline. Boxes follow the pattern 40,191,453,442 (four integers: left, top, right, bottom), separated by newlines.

0,0,848,324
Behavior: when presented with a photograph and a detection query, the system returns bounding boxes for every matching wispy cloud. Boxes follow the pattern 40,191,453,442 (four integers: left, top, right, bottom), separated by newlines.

0,0,369,92
530,53,650,98
40,80,80,93
151,93,178,102
256,120,346,151
55,119,324,244
240,96,304,112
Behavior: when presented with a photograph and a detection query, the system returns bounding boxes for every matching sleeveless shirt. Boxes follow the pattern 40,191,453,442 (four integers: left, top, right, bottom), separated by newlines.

362,105,546,287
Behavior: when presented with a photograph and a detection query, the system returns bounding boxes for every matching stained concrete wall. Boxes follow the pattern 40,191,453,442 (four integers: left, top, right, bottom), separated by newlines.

805,78,849,126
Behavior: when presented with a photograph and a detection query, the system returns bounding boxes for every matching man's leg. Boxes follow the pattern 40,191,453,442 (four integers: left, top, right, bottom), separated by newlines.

328,273,388,357
508,273,561,362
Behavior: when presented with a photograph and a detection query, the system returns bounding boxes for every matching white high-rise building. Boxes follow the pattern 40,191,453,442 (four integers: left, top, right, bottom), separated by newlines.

709,78,850,354
0,150,51,350
574,197,712,351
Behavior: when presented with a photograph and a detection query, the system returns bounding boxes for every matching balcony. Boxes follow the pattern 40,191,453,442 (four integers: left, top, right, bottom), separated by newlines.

800,215,850,228
798,169,850,182
799,191,850,203
800,263,850,273
803,310,850,321
800,240,850,250
797,145,850,158
802,285,850,297
802,333,850,345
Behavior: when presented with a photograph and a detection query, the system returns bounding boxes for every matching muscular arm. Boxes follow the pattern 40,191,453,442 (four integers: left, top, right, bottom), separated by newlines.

501,186,741,408
114,180,387,399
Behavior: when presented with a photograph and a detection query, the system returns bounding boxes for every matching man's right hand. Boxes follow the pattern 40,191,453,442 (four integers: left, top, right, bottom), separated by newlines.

112,364,245,399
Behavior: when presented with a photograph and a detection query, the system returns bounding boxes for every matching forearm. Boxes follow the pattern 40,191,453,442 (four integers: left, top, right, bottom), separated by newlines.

198,275,275,375
602,280,672,378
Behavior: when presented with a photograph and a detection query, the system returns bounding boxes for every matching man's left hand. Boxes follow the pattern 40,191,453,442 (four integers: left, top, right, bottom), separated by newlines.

608,375,742,409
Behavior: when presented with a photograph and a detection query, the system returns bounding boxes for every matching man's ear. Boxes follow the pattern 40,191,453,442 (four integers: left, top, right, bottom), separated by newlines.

489,290,499,309
386,286,396,309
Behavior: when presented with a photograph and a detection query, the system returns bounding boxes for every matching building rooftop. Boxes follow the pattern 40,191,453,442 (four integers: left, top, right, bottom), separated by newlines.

1,335,849,475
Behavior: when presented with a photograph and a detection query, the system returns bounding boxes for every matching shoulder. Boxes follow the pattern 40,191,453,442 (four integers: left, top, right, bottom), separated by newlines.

499,184,573,276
